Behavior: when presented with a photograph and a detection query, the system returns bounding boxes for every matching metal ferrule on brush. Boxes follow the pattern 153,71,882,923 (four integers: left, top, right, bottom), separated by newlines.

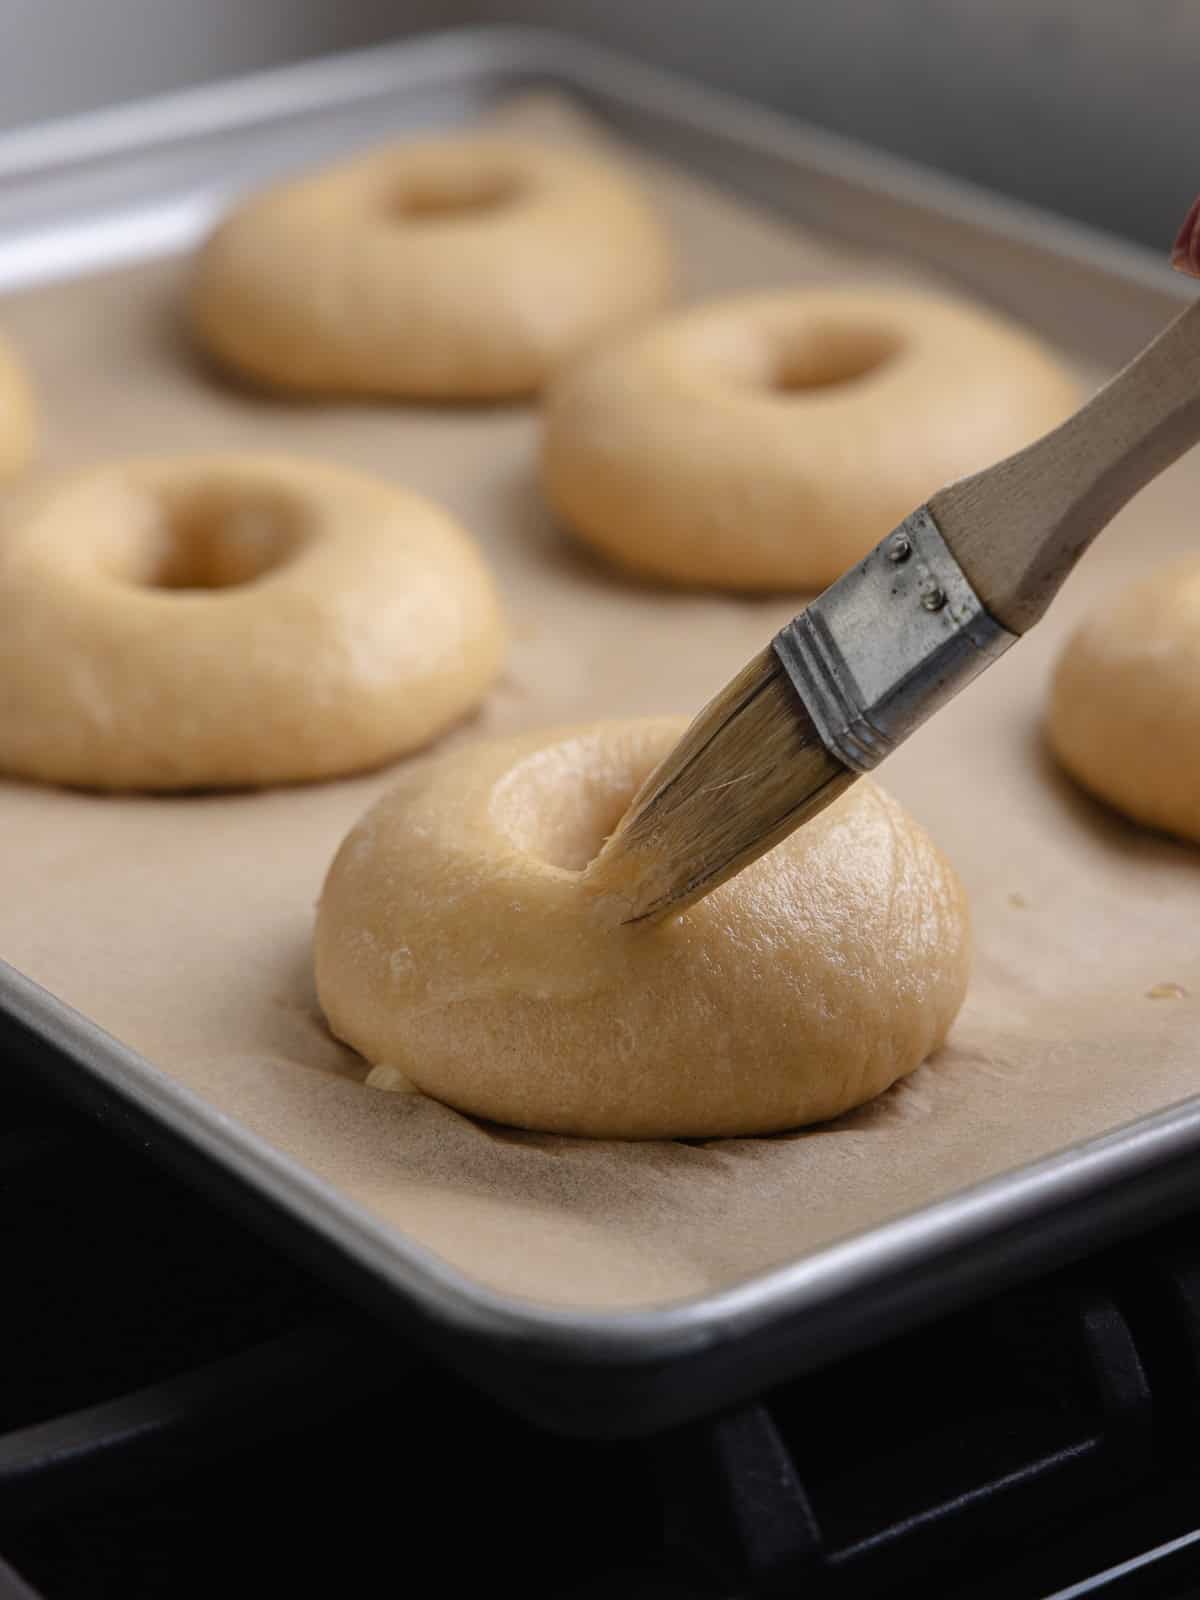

772,506,1017,774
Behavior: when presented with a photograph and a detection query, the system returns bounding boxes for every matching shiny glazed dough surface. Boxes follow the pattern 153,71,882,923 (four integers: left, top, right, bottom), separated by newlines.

541,286,1078,591
315,718,971,1139
1048,557,1200,843
0,454,506,791
189,135,673,399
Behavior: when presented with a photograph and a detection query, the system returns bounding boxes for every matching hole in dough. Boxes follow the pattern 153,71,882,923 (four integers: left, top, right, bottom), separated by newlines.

489,733,652,873
102,483,308,591
388,168,522,222
768,322,902,392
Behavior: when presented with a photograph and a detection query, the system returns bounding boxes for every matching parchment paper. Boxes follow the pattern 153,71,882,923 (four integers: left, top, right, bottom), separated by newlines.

2,99,1198,1311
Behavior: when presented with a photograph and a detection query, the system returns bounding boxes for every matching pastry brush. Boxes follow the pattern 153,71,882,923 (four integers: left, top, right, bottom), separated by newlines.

586,197,1200,923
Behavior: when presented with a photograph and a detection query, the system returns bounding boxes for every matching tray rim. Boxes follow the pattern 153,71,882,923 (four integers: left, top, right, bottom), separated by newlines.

0,24,1188,311
4,22,1200,1429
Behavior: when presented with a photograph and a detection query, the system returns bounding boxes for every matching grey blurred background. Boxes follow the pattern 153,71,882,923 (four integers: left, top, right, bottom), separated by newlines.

0,0,1193,251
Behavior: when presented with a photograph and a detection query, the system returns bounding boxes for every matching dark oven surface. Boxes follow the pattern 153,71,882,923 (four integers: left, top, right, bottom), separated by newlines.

5,1044,1200,1598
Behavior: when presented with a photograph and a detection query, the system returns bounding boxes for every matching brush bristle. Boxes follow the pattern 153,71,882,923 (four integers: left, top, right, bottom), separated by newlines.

584,647,855,922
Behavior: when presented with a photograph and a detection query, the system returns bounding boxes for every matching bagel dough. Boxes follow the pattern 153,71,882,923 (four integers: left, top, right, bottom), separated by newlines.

189,135,673,399
0,332,34,482
541,287,1077,591
0,455,505,790
315,718,971,1139
1048,557,1200,842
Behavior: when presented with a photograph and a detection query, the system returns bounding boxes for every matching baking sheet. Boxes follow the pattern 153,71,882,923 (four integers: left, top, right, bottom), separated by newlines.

2,95,1198,1314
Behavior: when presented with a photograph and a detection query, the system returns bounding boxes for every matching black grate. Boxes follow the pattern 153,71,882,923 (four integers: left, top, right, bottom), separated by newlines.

6,1040,1200,1597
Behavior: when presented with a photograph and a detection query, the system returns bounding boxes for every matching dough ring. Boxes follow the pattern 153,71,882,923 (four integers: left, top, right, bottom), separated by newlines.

0,455,505,791
1048,557,1200,842
315,718,970,1139
541,286,1078,591
189,135,673,400
0,331,34,483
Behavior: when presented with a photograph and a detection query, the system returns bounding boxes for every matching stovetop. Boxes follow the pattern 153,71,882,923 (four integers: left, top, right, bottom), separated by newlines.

5,1049,1200,1598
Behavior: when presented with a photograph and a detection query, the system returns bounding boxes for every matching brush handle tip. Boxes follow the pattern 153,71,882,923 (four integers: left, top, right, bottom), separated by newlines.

1172,194,1200,280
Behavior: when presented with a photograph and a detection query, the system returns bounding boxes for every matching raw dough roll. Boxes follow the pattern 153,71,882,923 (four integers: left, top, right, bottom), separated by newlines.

189,135,673,400
315,718,971,1139
541,287,1077,591
0,331,34,482
1047,557,1200,842
0,454,505,791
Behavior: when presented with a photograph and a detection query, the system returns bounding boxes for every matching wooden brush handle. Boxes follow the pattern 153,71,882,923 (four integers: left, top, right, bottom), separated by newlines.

931,295,1200,634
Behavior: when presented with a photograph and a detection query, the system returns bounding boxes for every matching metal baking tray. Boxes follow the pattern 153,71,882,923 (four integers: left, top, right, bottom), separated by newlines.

3,25,1198,1440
